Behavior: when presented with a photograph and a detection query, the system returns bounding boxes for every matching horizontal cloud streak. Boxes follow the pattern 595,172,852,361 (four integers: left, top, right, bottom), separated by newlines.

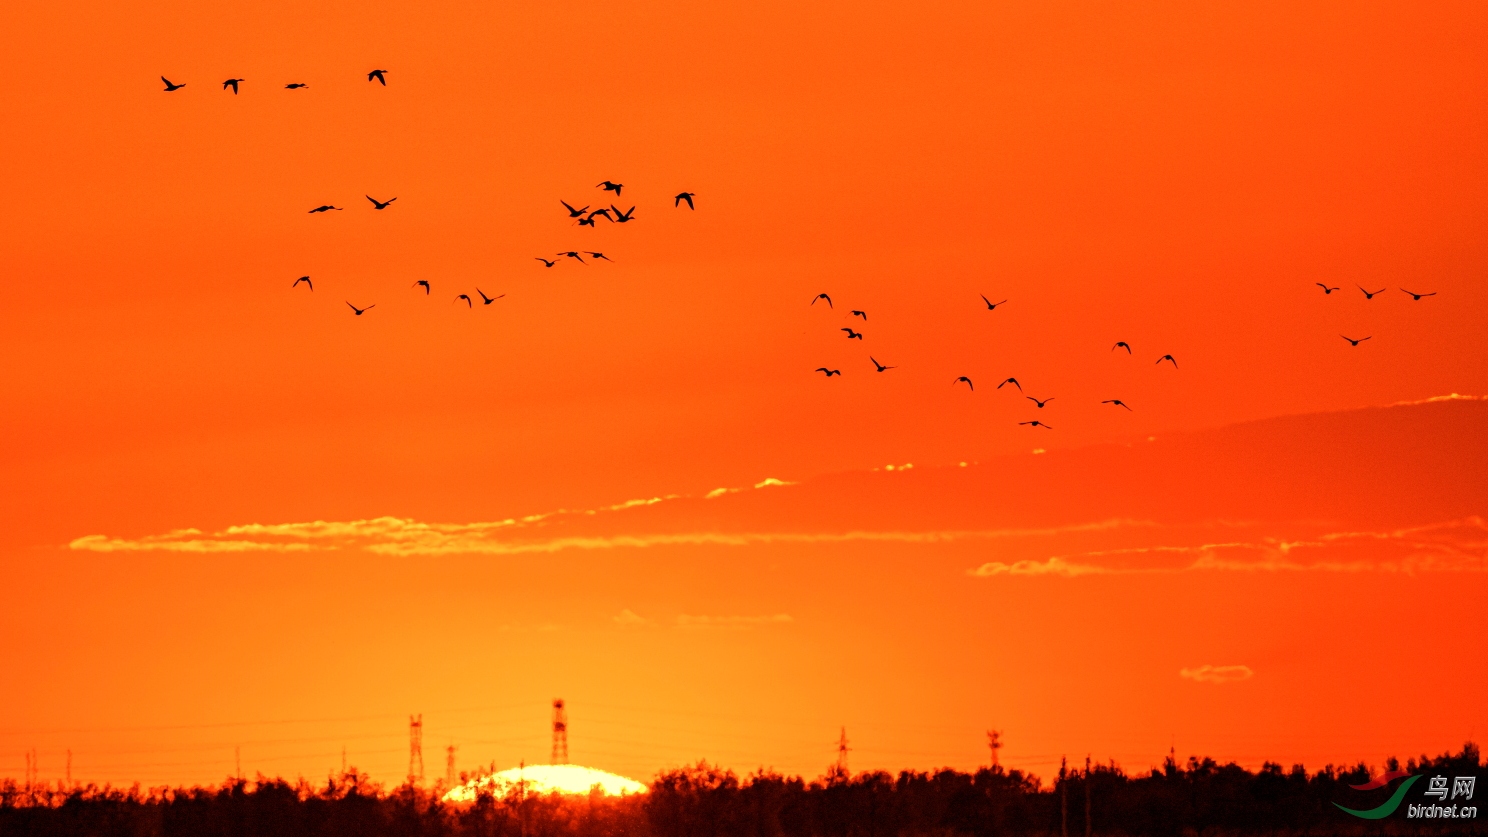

1180,664,1254,684
970,518,1487,577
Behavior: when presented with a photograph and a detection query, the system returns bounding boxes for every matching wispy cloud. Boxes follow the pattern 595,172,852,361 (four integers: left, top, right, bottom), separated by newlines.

613,609,654,627
68,517,1152,557
1180,665,1254,684
675,614,794,629
968,558,1110,577
969,518,1488,577
1389,392,1484,407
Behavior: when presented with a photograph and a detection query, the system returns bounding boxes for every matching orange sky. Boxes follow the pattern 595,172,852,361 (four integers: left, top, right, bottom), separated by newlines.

1,0,1486,790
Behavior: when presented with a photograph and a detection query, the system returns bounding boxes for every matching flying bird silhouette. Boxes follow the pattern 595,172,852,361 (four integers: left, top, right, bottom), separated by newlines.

851,310,867,320
535,258,557,267
455,294,472,307
222,78,242,94
675,192,696,209
366,195,396,210
285,83,309,89
585,251,612,262
1112,341,1131,353
292,276,312,291
561,200,589,218
1341,334,1372,346
611,205,636,223
1358,284,1385,300
587,208,614,223
576,215,598,228
953,376,974,391
870,357,895,372
367,69,388,85
997,377,1021,391
1157,354,1178,368
308,205,342,213
346,302,374,315
980,295,1007,311
815,367,841,377
841,328,863,340
413,280,430,295
811,293,832,308
1102,399,1132,411
1316,283,1340,294
476,288,504,305
1400,288,1437,300
1027,397,1054,408
161,76,185,92
558,251,586,263
597,180,623,196
1019,420,1053,429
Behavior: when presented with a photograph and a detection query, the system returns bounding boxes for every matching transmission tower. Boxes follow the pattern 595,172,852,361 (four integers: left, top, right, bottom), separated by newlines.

987,730,1002,768
835,727,850,774
551,700,568,764
446,744,458,786
408,714,425,784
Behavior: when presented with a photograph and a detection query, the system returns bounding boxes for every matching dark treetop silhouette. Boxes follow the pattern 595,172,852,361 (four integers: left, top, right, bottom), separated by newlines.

2,741,1481,837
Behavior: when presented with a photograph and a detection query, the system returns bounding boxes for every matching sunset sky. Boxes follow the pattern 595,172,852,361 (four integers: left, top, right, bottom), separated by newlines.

2,0,1486,790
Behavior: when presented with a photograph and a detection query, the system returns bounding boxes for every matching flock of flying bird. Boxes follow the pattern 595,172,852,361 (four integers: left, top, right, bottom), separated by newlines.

805,278,1435,430
1315,282,1438,346
160,68,698,316
805,291,1165,429
162,69,1439,433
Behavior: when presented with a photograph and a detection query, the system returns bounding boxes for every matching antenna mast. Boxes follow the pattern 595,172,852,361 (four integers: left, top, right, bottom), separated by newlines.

408,714,425,785
551,700,569,764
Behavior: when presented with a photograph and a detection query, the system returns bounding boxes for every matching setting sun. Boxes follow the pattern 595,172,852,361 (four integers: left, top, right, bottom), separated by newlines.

443,765,648,802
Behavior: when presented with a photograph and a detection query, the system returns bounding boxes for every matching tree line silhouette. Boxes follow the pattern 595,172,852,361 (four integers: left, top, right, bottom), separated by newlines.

1,742,1481,837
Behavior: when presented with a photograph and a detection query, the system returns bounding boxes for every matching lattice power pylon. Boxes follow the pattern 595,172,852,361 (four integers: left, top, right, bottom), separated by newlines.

408,714,425,784
551,700,568,764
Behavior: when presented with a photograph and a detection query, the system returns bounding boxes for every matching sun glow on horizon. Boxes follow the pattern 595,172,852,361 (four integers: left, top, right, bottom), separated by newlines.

442,764,648,802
